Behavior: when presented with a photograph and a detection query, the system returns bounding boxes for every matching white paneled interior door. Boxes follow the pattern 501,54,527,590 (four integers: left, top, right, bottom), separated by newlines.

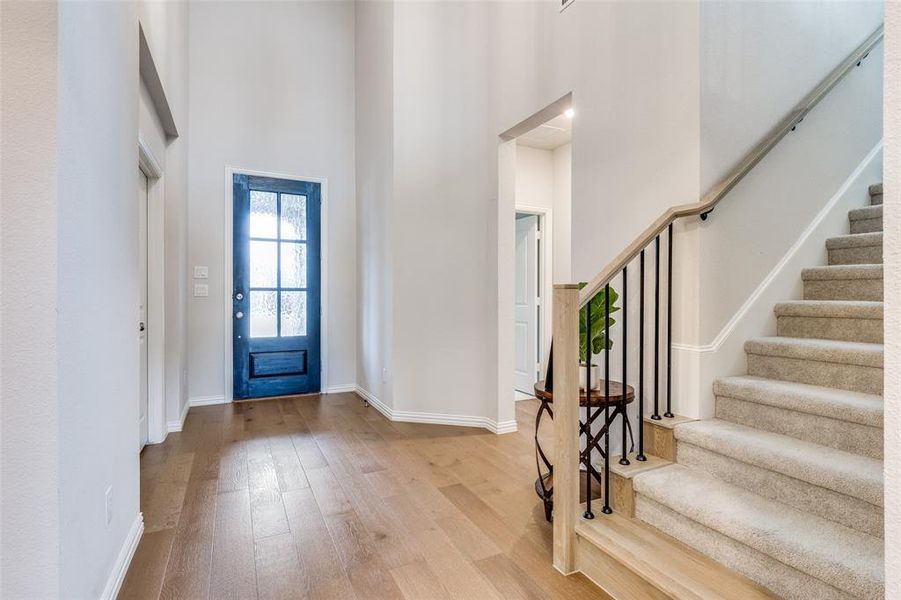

514,214,539,394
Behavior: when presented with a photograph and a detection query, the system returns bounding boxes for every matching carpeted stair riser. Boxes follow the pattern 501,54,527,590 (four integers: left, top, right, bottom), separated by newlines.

713,376,883,429
828,245,883,265
774,301,883,344
804,279,883,301
849,205,883,234
634,496,857,600
676,440,883,537
746,352,882,394
633,464,884,600
674,420,883,507
777,315,882,343
802,265,883,301
715,395,883,459
869,183,882,205
826,232,883,265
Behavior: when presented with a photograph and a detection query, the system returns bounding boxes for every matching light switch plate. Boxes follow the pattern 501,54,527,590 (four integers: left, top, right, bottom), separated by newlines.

193,283,209,298
193,265,209,279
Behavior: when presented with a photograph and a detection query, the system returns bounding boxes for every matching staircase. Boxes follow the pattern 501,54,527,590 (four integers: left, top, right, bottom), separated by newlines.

631,183,885,600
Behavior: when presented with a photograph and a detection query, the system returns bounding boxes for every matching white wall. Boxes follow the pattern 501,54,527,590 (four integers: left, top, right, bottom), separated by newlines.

355,0,395,409
2,1,189,596
515,143,573,284
883,2,900,596
553,143,573,282
57,1,143,596
187,0,357,401
143,0,191,432
0,3,61,596
700,1,883,193
356,0,700,426
516,146,554,212
671,5,885,418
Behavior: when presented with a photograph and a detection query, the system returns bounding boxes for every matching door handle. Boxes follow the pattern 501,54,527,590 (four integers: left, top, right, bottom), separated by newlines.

235,312,244,319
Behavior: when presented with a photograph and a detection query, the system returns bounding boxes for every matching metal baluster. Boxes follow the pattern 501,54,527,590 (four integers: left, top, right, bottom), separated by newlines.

602,284,613,515
651,236,661,420
583,299,594,520
665,224,674,418
637,250,647,461
619,267,629,466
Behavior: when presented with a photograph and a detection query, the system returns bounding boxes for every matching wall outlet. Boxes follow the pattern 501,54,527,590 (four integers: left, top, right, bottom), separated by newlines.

105,486,113,527
193,265,209,279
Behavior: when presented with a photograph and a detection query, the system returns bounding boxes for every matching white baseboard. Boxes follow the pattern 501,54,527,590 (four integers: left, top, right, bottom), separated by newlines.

354,386,518,434
100,512,143,600
189,395,229,407
325,384,356,394
166,400,191,433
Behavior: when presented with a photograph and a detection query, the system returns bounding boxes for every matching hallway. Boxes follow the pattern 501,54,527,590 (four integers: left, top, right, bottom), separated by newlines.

119,394,609,599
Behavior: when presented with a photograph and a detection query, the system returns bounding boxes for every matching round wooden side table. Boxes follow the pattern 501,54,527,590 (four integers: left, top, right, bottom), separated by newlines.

533,379,635,522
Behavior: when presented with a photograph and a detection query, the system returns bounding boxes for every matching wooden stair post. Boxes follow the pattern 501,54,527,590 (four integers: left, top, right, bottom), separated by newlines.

553,284,580,574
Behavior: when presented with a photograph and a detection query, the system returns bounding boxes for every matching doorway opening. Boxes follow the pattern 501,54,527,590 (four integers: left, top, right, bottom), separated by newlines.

497,94,573,425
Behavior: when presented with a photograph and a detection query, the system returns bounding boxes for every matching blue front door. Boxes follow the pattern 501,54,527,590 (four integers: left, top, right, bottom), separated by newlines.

233,174,321,399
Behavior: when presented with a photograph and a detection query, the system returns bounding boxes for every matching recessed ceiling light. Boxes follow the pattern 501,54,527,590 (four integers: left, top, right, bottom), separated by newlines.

564,108,575,119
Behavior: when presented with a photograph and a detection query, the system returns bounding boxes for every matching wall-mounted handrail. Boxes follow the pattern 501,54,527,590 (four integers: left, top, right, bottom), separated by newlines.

578,24,884,307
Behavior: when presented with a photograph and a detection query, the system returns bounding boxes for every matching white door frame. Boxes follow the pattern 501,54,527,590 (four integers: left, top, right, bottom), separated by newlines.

222,166,330,403
515,205,554,389
138,137,166,445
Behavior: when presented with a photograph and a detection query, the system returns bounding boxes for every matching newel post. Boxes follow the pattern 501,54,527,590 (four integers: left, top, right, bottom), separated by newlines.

552,284,580,574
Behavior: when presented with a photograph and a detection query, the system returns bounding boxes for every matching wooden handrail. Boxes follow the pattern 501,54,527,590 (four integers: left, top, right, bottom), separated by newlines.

579,24,884,307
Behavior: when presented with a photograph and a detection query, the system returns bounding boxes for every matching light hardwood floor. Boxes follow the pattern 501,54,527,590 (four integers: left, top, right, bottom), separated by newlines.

119,393,609,600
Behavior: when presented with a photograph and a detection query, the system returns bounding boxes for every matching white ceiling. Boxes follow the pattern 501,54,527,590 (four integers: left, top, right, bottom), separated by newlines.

516,113,572,150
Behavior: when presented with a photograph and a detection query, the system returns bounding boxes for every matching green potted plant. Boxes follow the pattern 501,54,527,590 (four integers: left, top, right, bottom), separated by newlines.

578,282,620,391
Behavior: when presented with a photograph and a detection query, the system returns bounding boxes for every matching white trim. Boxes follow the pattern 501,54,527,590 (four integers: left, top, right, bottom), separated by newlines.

99,513,143,600
166,400,190,433
671,140,884,355
325,384,356,394
138,136,163,178
559,0,576,13
223,166,330,403
189,395,229,407
138,139,167,445
354,386,518,434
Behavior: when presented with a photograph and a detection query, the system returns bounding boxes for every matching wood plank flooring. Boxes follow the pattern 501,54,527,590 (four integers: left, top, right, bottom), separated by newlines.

119,393,609,600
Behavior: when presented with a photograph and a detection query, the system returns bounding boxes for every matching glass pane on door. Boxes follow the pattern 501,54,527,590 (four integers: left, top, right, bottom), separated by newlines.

280,243,307,288
249,191,278,238
249,240,278,287
249,291,277,338
280,194,307,240
280,291,307,337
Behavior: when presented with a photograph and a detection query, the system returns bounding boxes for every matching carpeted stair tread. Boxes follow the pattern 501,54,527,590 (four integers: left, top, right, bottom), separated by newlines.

801,264,883,281
633,464,884,599
773,300,883,320
825,231,882,249
848,205,882,222
713,375,882,428
744,336,883,368
673,419,883,506
868,183,882,196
